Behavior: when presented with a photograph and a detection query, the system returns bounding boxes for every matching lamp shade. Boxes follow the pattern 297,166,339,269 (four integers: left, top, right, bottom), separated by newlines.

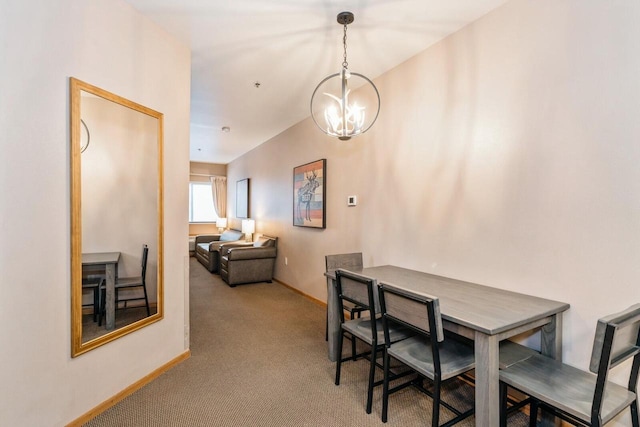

216,217,227,229
241,219,255,234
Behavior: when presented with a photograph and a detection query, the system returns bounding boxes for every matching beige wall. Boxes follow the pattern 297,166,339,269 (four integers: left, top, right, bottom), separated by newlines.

190,161,227,180
229,3,640,424
0,0,191,425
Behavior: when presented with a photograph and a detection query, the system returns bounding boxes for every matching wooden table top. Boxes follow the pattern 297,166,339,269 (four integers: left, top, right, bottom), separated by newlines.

326,265,569,335
82,252,121,265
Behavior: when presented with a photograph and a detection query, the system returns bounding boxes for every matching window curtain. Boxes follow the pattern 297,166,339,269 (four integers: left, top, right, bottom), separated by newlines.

210,176,227,218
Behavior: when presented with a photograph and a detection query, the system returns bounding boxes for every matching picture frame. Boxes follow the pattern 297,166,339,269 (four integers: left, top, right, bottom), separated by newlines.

293,159,326,228
236,178,249,218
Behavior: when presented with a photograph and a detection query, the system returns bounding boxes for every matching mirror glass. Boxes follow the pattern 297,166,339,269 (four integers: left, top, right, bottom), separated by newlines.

70,78,163,357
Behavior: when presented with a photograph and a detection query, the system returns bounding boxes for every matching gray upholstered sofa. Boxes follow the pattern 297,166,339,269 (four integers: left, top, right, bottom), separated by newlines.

195,229,245,273
219,235,277,287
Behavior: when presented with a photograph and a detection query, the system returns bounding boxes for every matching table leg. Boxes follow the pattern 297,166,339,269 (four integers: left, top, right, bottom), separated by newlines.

539,314,563,427
105,263,116,331
326,276,340,362
475,332,500,426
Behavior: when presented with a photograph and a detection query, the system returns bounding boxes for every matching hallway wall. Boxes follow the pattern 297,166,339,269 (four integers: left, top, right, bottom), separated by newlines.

228,4,640,426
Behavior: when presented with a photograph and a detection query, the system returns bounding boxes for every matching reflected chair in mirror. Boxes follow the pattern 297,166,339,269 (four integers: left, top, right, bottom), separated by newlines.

378,281,476,426
82,277,103,323
334,269,413,415
325,253,366,347
499,303,640,427
99,244,150,326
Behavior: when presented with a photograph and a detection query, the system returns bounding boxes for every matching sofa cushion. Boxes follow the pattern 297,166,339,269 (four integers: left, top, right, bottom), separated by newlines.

253,237,273,247
220,229,243,242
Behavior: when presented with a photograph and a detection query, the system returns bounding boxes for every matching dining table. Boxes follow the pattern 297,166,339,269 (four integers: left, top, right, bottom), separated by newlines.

82,252,121,331
325,265,570,427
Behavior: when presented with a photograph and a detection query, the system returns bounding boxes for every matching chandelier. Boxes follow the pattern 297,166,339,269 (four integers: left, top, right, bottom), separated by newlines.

310,12,380,141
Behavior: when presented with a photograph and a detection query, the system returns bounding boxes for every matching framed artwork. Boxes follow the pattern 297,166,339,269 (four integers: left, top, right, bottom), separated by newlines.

236,178,249,218
293,159,326,228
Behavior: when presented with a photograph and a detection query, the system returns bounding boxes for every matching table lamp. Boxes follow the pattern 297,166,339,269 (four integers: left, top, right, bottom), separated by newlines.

242,219,255,242
216,217,227,233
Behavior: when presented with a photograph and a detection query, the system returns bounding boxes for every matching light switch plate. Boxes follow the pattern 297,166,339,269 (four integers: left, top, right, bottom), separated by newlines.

347,195,357,206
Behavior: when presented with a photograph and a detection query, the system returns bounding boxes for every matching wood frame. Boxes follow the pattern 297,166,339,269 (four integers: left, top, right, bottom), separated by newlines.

293,159,326,228
70,77,164,357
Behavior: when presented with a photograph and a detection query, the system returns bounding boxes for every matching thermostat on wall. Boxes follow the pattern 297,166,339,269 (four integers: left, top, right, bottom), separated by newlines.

347,195,357,206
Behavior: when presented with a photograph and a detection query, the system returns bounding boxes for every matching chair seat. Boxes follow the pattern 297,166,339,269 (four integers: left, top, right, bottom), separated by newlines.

499,340,539,369
344,301,365,316
115,276,143,288
342,317,412,346
82,277,102,288
387,335,475,380
500,353,637,424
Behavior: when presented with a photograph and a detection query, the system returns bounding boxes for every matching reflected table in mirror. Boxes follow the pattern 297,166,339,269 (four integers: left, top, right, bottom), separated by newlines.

82,252,120,331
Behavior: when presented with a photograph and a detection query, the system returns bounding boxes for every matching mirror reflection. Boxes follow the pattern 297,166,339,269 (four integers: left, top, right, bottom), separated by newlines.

71,78,163,357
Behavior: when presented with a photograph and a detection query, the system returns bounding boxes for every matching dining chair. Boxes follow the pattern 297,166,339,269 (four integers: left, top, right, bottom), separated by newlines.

378,281,476,426
82,277,103,323
499,303,640,427
334,269,413,415
325,253,366,357
99,244,150,325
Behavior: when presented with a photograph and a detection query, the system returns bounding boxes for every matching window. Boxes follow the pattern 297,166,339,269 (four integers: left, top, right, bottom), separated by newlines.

189,182,218,223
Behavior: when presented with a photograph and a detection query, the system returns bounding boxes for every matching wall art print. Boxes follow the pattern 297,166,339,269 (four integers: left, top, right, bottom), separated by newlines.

293,159,326,228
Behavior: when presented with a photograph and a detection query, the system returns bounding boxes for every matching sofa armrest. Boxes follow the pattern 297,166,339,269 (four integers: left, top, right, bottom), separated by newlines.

220,242,253,257
195,234,221,245
226,246,277,261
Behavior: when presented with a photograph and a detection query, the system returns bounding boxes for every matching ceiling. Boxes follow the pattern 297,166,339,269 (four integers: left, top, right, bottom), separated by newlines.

123,0,509,164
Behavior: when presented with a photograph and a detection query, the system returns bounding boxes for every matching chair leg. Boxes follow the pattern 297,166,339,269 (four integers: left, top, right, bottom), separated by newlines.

499,382,508,427
432,378,441,427
92,288,99,322
98,288,105,326
325,307,328,341
142,284,150,316
335,330,344,386
381,349,391,423
366,345,377,414
350,311,357,359
529,400,538,427
350,334,357,360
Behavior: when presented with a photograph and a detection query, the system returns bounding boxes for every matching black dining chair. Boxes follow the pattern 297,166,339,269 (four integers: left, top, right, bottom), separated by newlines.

324,252,365,358
499,303,640,427
378,281,476,426
334,269,413,415
82,277,103,323
99,244,150,325
325,253,367,358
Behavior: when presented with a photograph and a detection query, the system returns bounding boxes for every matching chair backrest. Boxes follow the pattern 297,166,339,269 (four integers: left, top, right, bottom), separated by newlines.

325,253,363,272
589,304,640,415
140,244,149,281
335,269,378,321
378,281,444,343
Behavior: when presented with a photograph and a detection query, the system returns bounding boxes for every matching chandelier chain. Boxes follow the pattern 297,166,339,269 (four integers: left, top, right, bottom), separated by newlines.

342,23,348,69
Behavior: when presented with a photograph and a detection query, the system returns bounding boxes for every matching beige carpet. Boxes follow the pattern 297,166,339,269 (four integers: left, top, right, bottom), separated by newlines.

84,258,528,426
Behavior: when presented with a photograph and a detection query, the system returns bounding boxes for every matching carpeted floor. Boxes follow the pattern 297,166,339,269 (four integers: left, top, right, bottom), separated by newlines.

82,306,157,343
84,258,528,426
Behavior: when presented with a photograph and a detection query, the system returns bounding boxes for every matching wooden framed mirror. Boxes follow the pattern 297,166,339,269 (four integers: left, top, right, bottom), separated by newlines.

70,78,163,357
